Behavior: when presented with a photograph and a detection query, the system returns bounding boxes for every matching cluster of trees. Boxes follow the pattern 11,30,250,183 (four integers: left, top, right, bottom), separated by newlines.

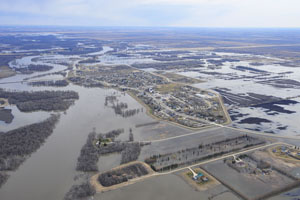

68,77,104,88
76,129,128,172
0,55,19,67
67,77,84,85
0,89,78,104
132,60,206,70
15,64,53,74
121,143,141,164
113,102,128,115
0,89,79,112
0,114,60,171
105,96,140,118
129,129,134,142
98,142,127,155
99,172,128,187
103,129,124,141
111,101,140,118
146,135,264,172
59,46,103,55
98,163,148,187
16,98,75,112
78,58,98,64
0,172,9,189
28,80,69,87
0,156,25,171
0,108,14,124
27,64,53,71
77,129,143,172
64,182,95,200
121,109,140,118
135,121,159,128
76,132,99,172
104,95,117,106
23,70,67,81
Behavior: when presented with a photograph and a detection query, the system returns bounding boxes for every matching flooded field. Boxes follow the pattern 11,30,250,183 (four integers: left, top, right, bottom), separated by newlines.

172,51,300,136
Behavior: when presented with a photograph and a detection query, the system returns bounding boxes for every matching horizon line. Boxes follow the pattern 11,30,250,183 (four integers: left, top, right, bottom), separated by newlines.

1,25,300,29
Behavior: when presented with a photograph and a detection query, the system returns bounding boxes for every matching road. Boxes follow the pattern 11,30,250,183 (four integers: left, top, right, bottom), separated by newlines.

188,167,198,178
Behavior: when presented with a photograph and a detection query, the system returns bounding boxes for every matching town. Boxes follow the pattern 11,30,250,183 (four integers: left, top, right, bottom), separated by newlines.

69,63,228,129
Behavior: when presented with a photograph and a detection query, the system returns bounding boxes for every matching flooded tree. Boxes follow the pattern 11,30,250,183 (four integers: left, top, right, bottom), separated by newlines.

129,128,134,142
76,132,99,172
121,143,141,164
0,172,9,188
0,89,79,112
0,114,60,171
64,182,95,200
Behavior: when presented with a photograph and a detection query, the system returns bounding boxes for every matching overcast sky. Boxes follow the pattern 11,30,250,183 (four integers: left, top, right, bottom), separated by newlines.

0,0,300,27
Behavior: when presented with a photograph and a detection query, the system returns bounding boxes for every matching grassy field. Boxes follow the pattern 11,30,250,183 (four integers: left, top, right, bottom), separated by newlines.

155,83,183,93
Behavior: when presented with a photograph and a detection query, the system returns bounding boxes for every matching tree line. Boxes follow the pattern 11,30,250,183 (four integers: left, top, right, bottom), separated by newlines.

0,89,79,112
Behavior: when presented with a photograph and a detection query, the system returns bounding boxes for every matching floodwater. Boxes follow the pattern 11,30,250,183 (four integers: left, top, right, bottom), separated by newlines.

0,83,154,200
231,97,300,135
0,105,50,132
0,50,157,200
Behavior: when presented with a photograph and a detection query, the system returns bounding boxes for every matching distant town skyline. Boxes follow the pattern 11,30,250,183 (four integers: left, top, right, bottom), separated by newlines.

1,0,300,27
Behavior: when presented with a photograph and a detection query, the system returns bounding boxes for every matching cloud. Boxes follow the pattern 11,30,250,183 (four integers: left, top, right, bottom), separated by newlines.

0,0,299,27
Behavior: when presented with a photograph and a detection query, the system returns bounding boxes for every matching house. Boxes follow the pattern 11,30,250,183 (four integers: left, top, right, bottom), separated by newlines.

193,172,203,180
201,176,209,182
